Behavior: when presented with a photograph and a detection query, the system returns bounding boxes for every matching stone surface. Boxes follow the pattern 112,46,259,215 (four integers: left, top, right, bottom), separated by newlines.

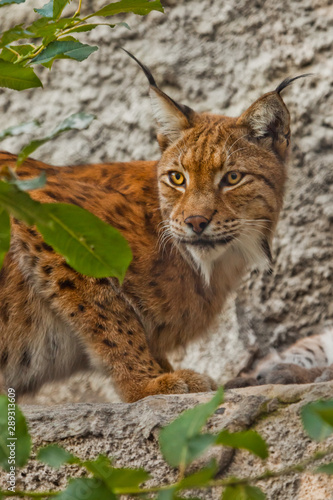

2,383,333,499
1,2,333,401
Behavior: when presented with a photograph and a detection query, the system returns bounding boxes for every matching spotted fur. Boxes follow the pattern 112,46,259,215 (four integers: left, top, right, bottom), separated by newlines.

0,56,304,402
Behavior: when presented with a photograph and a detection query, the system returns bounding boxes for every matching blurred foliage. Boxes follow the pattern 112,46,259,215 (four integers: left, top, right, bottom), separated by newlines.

1,391,333,499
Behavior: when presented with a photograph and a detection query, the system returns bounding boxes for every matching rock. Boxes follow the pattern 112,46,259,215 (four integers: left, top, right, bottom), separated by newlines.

2,383,333,499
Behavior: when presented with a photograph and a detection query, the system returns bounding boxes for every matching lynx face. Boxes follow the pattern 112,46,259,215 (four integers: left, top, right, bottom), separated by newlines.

134,63,292,283
157,120,286,282
124,51,301,284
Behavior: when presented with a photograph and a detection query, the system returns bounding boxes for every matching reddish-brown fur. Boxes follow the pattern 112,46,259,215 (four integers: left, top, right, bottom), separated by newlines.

0,65,293,402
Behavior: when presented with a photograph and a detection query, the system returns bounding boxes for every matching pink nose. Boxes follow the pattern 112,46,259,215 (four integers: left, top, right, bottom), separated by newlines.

184,215,210,234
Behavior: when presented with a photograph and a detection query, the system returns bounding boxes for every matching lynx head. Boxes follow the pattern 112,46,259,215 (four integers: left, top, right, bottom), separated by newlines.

124,50,308,284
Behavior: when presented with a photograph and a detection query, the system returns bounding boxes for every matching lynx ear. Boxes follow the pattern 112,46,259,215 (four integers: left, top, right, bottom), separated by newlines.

149,86,196,148
237,75,310,159
122,49,196,150
237,91,291,159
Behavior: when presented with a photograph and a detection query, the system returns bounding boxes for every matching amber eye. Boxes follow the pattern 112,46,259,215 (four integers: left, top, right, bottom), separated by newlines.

225,171,243,185
169,171,185,186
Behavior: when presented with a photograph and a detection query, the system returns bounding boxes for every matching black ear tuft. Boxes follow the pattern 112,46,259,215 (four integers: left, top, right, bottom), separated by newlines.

120,47,157,88
275,73,313,94
120,48,158,88
121,48,196,149
121,47,192,117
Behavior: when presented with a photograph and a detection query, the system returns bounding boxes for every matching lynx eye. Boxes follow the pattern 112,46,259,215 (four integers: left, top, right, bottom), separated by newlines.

169,171,185,186
225,171,243,186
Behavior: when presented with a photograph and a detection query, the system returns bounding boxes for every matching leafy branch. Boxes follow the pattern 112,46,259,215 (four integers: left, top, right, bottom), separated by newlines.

0,0,164,90
1,392,333,499
0,0,163,279
0,113,132,280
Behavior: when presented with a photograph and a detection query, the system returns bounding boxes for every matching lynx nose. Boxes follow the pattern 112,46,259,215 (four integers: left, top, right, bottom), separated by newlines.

184,215,210,234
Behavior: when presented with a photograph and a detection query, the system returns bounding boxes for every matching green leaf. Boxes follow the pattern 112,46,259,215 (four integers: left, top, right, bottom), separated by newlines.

0,25,24,47
0,16,82,48
185,433,217,463
34,0,53,17
0,45,35,63
216,430,268,459
53,0,71,19
0,395,32,471
40,38,75,68
17,138,51,165
316,463,333,475
0,181,49,226
0,208,10,269
0,25,36,48
159,387,224,467
38,203,132,281
178,460,217,489
0,0,25,6
34,0,72,21
28,17,57,34
56,478,115,500
301,400,333,441
156,490,177,500
315,408,333,427
63,23,100,34
24,18,77,45
52,112,95,134
0,179,132,279
37,444,77,467
0,60,42,91
0,120,40,141
91,0,164,18
222,485,266,500
17,112,95,166
31,40,98,65
83,454,150,491
9,171,46,191
0,25,25,47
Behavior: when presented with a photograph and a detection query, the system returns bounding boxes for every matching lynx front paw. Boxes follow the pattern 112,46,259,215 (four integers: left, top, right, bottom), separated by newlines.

139,369,217,400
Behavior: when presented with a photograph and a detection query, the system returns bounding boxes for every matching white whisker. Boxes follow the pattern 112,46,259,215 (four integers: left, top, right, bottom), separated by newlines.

226,146,249,162
225,133,249,158
220,131,234,157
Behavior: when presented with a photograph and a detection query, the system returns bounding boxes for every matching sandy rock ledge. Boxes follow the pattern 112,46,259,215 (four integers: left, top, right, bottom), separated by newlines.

3,382,333,500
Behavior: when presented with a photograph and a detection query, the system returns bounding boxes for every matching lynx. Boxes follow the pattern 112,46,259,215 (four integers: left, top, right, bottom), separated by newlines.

0,53,322,402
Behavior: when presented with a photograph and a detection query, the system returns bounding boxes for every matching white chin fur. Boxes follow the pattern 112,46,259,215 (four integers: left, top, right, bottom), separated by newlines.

186,244,229,286
186,232,269,287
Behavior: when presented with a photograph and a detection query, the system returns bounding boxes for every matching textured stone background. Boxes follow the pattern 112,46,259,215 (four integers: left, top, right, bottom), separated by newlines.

3,382,333,500
1,0,333,403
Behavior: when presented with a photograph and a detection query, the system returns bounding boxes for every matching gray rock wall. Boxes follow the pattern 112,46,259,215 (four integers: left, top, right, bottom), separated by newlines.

2,382,333,500
1,0,333,403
